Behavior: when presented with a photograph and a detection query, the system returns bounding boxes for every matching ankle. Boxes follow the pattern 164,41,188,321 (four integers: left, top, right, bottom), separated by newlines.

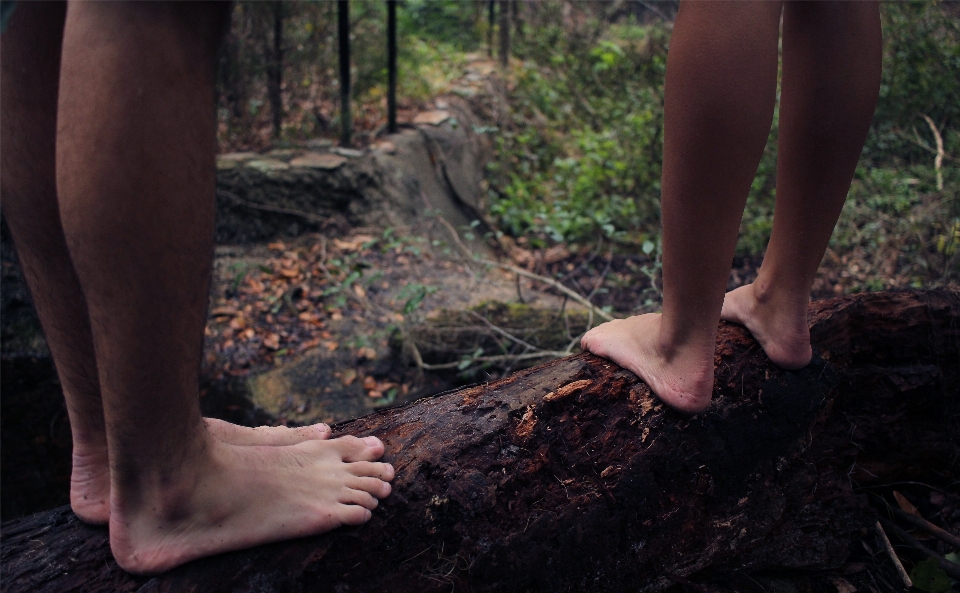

751,275,809,312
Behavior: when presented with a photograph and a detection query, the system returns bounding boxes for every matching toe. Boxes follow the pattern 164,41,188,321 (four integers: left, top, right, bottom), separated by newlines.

340,487,379,510
347,475,393,498
292,423,332,441
334,435,386,462
348,460,395,481
338,505,373,526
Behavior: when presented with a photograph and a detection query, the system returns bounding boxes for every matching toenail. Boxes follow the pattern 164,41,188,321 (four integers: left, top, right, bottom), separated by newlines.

363,436,380,447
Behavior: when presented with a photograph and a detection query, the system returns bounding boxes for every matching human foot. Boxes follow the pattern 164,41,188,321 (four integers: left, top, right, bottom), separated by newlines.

720,283,811,370
581,313,716,413
204,417,332,446
109,434,394,575
69,419,332,525
71,442,112,524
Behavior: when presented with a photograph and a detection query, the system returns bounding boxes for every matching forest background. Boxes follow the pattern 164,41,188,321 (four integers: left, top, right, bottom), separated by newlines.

215,0,959,295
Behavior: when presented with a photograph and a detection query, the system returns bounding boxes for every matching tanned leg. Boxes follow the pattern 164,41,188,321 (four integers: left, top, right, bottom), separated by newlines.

0,1,113,524
56,2,393,574
721,1,882,368
1,3,334,526
583,1,783,412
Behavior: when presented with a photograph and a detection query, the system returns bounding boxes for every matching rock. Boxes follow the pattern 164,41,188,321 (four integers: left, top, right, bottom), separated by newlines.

244,159,290,173
413,110,451,126
288,152,347,170
333,147,365,158
304,138,334,150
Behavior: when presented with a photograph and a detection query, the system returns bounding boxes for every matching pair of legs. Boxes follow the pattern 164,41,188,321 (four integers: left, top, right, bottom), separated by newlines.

1,2,393,574
582,1,881,412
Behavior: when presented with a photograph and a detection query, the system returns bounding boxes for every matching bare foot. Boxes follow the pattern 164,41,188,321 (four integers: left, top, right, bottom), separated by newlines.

70,442,111,525
69,419,332,525
720,283,811,370
581,313,716,413
204,417,332,446
109,434,394,575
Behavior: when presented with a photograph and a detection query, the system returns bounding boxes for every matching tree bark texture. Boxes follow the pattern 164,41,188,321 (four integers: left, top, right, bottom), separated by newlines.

2,290,958,593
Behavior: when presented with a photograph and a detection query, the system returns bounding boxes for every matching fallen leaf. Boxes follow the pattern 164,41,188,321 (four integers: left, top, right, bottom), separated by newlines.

330,312,343,321
210,306,237,317
543,244,571,265
353,284,366,298
263,333,281,350
894,491,922,517
341,369,357,386
229,316,247,330
357,346,377,360
362,376,377,390
279,267,300,279
829,577,857,593
320,330,333,339
323,340,339,351
367,390,382,399
242,328,255,340
267,241,286,251
299,338,321,351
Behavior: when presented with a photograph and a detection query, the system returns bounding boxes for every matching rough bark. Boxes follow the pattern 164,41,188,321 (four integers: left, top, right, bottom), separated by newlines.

2,290,958,593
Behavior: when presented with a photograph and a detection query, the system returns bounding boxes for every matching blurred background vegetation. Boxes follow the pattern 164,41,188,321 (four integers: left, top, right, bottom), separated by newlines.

215,0,958,292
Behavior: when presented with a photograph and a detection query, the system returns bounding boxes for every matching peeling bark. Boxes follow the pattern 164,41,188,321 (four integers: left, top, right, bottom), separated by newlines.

2,290,958,593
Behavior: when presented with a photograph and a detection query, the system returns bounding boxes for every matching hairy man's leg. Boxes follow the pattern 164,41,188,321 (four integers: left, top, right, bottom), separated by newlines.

0,0,112,524
57,2,393,574
721,1,882,368
582,1,783,412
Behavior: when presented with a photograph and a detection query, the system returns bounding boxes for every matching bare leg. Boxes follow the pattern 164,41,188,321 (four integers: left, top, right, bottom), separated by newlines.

583,1,783,412
0,1,113,524
721,1,882,368
1,4,333,526
56,2,392,574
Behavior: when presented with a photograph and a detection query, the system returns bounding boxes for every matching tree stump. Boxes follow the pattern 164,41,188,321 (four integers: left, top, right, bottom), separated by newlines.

2,290,957,593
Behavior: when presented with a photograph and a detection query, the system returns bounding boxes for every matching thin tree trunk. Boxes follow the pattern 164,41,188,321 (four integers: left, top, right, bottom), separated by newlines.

337,0,351,147
265,2,284,140
387,0,397,134
498,0,511,69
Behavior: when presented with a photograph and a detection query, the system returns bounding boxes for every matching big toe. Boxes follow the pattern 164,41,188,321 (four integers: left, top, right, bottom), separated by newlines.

333,435,386,462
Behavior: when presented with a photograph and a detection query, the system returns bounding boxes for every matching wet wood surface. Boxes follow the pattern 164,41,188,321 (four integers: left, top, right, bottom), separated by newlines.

2,289,957,593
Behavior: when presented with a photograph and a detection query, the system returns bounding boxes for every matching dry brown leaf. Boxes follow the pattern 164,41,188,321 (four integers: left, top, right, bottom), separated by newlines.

341,369,357,386
830,576,857,593
353,284,366,298
263,333,281,350
267,241,286,251
894,491,922,517
323,341,338,352
362,376,377,390
543,244,571,265
357,346,377,360
210,306,237,317
279,268,300,279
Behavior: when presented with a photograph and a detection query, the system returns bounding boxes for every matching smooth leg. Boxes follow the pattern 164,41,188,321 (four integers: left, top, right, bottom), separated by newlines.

583,1,783,412
0,1,111,524
721,1,882,368
56,2,392,574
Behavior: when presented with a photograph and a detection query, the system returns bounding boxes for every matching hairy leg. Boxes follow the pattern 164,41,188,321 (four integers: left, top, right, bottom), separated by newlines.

0,1,112,524
1,3,332,525
721,1,882,368
57,2,392,574
583,1,783,412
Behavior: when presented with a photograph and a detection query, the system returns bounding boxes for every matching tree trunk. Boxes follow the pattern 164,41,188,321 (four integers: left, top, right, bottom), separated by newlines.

2,290,958,593
498,0,511,69
265,2,284,140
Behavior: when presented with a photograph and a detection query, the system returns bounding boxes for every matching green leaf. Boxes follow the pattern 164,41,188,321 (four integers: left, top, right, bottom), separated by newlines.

910,558,952,593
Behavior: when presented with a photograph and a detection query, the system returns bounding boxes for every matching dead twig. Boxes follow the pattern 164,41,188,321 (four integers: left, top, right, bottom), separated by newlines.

435,216,615,322
879,517,960,581
892,507,960,551
467,310,545,353
875,520,913,589
921,114,945,192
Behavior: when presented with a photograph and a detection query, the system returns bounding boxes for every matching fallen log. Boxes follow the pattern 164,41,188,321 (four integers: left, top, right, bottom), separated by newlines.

2,290,958,593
